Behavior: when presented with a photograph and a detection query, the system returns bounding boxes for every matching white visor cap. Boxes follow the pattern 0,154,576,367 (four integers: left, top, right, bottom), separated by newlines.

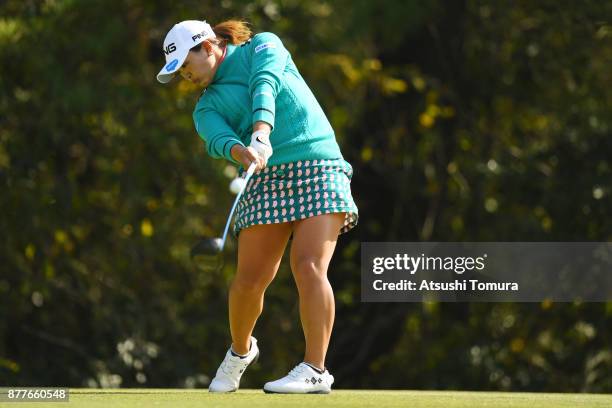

157,20,216,83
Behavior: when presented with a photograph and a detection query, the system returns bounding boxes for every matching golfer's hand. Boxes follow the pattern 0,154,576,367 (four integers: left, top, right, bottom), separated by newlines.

250,129,273,162
231,144,267,172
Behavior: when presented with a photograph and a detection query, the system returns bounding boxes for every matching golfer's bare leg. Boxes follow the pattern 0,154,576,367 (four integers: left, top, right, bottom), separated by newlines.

290,213,345,369
230,222,292,354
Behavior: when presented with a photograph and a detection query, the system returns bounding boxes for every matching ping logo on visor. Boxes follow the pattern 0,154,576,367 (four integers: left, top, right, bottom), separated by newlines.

192,27,214,42
165,59,179,72
164,42,177,55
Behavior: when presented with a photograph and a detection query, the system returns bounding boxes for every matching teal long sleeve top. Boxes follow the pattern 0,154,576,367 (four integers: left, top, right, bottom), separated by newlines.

192,32,343,166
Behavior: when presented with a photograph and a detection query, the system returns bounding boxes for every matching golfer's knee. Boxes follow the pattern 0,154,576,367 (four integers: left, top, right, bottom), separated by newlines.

231,271,273,295
293,257,328,287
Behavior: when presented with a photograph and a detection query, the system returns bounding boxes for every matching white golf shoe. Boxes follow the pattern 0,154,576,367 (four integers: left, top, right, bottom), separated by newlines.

263,362,334,394
208,336,259,393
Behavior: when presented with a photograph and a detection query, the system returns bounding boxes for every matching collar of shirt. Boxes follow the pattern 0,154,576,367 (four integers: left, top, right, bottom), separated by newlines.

209,43,235,85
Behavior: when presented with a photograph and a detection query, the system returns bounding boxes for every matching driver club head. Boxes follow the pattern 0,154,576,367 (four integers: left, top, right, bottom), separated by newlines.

190,163,255,272
190,237,224,271
190,237,224,257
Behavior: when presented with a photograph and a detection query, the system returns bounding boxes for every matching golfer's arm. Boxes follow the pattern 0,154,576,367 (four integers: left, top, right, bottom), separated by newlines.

230,143,246,163
253,121,272,134
230,121,271,163
249,32,289,131
194,108,245,163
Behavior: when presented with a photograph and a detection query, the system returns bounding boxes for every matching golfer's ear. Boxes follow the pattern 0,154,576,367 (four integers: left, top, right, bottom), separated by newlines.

202,40,214,55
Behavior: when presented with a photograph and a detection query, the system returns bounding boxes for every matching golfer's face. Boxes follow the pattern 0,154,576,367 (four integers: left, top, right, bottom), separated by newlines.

179,47,215,87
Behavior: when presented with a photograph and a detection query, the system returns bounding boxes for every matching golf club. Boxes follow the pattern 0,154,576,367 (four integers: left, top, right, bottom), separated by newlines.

190,162,257,267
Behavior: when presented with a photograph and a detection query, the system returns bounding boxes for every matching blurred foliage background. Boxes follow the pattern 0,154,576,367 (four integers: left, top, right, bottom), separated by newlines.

1,0,611,392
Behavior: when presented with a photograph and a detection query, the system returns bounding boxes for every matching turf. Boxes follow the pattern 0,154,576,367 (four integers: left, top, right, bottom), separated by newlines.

3,389,611,408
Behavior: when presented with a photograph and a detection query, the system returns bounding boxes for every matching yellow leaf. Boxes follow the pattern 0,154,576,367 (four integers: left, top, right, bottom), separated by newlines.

363,58,382,71
541,299,553,309
122,224,134,236
0,357,20,373
146,199,159,211
141,219,154,237
510,338,525,353
45,262,55,279
484,197,499,213
419,113,434,128
412,76,426,92
25,244,35,260
426,104,441,117
381,77,407,94
54,230,68,244
361,147,373,162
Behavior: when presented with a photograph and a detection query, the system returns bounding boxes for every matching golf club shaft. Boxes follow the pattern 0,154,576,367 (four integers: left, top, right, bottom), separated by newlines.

220,162,257,247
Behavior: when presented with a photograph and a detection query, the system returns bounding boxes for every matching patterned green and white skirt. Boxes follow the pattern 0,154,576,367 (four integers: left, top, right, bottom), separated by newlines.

233,158,359,237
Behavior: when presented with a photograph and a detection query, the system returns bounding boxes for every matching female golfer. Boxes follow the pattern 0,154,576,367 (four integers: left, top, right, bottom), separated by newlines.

157,19,358,394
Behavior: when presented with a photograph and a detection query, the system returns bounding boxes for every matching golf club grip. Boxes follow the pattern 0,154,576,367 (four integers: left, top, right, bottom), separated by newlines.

220,162,258,246
246,161,257,177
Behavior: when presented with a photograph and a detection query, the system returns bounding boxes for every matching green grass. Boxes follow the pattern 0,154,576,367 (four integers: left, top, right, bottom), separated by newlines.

3,389,611,408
